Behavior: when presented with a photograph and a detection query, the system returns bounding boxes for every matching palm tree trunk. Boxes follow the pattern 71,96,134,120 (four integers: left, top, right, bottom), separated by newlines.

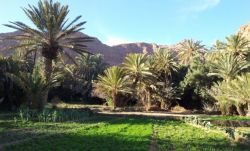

44,58,53,80
236,104,246,116
42,58,53,109
146,91,151,111
112,91,117,110
247,103,250,116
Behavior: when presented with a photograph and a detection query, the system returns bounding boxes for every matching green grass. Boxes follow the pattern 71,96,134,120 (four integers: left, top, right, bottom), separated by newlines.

0,113,249,151
201,115,250,121
154,120,249,151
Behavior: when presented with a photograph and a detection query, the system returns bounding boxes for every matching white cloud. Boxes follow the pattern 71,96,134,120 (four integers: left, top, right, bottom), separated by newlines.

105,36,131,46
183,0,220,13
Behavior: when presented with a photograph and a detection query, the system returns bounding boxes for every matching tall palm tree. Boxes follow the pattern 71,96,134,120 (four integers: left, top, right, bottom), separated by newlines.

208,53,250,82
4,0,92,80
225,34,250,56
122,53,152,86
178,39,206,65
151,48,178,79
95,66,131,109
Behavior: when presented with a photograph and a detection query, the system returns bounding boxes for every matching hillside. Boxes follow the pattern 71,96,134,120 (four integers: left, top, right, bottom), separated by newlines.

1,22,249,65
239,22,250,40
0,31,162,65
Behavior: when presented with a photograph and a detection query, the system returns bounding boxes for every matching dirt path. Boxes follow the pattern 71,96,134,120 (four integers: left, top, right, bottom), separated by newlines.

97,111,204,119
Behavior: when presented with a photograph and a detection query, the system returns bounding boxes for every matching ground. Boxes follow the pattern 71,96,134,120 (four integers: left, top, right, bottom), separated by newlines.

0,110,249,151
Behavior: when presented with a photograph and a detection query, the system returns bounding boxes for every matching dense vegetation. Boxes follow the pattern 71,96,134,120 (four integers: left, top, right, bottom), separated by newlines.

0,1,250,117
0,0,250,150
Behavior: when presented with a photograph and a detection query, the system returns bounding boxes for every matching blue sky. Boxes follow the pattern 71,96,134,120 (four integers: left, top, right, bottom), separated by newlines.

0,0,249,46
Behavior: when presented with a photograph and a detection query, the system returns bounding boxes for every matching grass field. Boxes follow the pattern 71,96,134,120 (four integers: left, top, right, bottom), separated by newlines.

201,115,250,121
0,113,250,151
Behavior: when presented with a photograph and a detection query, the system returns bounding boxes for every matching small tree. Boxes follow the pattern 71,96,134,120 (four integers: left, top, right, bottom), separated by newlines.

6,65,61,110
95,66,131,109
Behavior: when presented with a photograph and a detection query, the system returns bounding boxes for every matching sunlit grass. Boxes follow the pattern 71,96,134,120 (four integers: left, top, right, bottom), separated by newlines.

1,113,249,151
201,115,250,121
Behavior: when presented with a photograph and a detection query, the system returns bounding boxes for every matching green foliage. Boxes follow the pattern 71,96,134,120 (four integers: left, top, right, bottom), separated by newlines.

54,53,107,100
150,48,178,79
178,39,206,65
210,73,250,115
122,53,152,84
0,56,29,110
208,52,250,81
201,115,250,121
180,57,215,109
155,120,249,151
2,113,249,151
6,65,62,109
15,106,92,123
225,34,250,56
4,0,92,60
95,66,131,108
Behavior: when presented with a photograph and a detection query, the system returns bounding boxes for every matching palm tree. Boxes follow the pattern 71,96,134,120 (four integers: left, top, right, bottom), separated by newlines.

225,34,250,56
4,0,92,80
212,40,226,51
210,73,250,116
122,53,152,86
95,66,130,109
151,48,178,79
0,56,26,110
208,53,250,82
6,66,61,110
75,53,107,80
178,39,206,65
59,53,107,98
4,0,92,104
229,74,250,116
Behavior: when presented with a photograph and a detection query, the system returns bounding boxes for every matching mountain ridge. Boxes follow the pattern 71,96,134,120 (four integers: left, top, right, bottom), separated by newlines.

0,22,249,65
0,31,164,65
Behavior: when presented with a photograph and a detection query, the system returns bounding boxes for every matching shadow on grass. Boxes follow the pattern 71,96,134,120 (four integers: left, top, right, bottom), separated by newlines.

5,132,151,151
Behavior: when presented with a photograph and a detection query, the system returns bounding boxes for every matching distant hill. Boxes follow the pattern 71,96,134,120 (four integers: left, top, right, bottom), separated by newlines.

0,31,165,65
1,22,249,65
239,22,250,40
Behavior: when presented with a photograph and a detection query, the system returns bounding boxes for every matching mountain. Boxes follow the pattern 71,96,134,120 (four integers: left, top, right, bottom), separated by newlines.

1,22,249,65
239,22,250,40
0,31,163,65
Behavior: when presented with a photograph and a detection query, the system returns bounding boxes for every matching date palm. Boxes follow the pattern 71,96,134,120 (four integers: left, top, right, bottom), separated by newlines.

4,0,92,80
225,34,250,56
151,48,178,79
208,53,250,82
122,53,152,86
212,40,226,51
59,53,107,97
95,66,131,109
178,39,206,65
210,73,250,116
6,66,61,110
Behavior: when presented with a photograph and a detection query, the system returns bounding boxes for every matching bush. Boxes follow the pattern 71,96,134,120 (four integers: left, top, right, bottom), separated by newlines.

15,106,93,123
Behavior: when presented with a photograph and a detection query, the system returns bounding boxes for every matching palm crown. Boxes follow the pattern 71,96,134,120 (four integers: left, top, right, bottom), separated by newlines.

178,39,206,65
4,0,92,79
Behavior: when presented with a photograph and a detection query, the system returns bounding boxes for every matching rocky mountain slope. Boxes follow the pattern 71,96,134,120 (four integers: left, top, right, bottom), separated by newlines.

1,22,249,65
239,22,250,40
0,31,164,65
